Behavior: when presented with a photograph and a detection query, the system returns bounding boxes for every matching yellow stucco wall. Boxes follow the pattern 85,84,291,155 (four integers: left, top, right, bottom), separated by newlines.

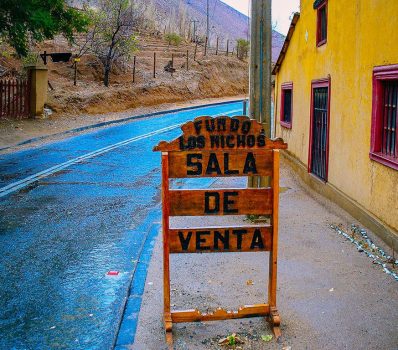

275,0,398,233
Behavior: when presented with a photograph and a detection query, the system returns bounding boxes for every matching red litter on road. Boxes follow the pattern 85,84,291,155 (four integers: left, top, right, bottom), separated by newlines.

107,271,119,276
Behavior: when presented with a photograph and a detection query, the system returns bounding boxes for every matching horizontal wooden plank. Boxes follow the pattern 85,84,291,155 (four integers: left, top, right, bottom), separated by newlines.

169,226,272,253
169,188,272,216
171,304,270,323
168,150,273,178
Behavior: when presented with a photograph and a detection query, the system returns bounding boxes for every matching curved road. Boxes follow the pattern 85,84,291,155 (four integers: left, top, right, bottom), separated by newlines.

0,101,244,350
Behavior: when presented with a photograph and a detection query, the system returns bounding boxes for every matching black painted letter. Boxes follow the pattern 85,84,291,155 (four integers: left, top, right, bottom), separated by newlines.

250,229,264,249
214,230,229,250
187,154,202,175
204,192,220,214
223,191,238,214
179,232,192,251
224,153,239,175
206,153,222,175
243,152,258,174
196,231,211,250
233,229,248,250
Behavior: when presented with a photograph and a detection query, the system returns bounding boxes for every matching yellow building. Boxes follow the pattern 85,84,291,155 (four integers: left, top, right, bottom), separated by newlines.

273,0,398,249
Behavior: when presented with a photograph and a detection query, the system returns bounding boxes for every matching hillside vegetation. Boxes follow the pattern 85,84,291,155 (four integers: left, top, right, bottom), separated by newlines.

44,34,249,116
0,0,285,120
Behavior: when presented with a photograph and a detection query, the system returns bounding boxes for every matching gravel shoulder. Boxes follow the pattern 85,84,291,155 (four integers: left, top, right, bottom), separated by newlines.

132,159,398,350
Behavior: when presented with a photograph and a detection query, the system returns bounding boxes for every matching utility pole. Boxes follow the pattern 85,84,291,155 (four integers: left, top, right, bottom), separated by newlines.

247,1,251,42
250,0,272,135
206,0,210,47
191,19,199,42
249,0,272,188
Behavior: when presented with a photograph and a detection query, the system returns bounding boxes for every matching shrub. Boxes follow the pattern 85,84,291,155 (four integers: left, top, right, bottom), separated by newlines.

237,38,249,60
165,33,182,46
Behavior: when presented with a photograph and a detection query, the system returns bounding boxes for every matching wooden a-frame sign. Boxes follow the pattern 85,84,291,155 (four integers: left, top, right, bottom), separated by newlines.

154,115,287,344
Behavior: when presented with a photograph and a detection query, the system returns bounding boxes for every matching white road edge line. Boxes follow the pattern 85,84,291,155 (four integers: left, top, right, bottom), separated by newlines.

0,109,242,198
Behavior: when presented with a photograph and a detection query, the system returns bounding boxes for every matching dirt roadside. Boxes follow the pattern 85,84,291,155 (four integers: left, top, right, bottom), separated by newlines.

132,161,398,350
0,96,245,153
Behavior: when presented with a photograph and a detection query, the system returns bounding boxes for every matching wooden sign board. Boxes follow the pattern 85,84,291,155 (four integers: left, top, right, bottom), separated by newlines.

169,226,272,253
154,115,287,344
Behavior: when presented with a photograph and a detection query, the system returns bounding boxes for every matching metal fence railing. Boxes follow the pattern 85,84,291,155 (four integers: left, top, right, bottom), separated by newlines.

0,79,30,119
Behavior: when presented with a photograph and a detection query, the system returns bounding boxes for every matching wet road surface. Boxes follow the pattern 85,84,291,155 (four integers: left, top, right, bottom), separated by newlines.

0,101,243,350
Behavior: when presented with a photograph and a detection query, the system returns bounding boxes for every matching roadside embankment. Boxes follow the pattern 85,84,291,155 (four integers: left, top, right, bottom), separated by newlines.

0,97,245,152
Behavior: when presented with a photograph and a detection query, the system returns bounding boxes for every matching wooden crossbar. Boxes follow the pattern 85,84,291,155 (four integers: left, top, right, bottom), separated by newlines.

171,304,270,323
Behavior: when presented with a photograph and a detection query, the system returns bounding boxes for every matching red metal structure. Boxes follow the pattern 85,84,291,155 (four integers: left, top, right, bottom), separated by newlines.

308,77,331,181
0,78,30,119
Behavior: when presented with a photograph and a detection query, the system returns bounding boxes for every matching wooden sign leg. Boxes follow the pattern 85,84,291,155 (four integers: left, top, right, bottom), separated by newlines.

268,150,281,339
162,153,173,345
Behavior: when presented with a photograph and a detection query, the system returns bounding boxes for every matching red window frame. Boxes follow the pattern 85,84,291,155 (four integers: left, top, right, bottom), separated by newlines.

316,0,328,47
308,77,331,181
370,64,398,170
280,82,293,129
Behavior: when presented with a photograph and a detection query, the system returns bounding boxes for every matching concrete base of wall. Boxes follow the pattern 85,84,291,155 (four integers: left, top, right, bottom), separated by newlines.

281,150,398,253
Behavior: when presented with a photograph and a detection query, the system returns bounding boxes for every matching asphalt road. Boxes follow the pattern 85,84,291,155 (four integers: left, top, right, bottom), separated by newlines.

0,101,244,350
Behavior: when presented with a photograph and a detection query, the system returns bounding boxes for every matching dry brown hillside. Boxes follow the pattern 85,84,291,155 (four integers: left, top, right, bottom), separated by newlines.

35,33,248,117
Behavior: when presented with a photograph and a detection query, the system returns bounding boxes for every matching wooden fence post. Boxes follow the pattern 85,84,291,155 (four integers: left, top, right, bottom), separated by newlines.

15,80,18,117
74,61,78,86
11,80,14,117
25,77,29,116
7,80,11,117
171,54,174,77
216,37,219,55
43,50,47,65
226,40,229,56
153,52,156,78
204,37,208,56
133,56,136,83
0,80,3,117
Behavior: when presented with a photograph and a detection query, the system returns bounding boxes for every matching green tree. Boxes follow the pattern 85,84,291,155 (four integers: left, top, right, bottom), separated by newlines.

89,0,138,87
236,38,249,60
0,0,89,57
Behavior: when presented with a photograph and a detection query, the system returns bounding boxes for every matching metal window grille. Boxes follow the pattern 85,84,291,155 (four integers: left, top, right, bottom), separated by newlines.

381,80,398,158
283,89,292,123
319,7,327,42
316,3,327,46
311,87,328,180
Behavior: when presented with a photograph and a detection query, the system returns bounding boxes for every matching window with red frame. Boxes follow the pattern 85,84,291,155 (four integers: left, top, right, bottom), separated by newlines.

280,83,293,128
315,0,327,46
370,65,398,170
